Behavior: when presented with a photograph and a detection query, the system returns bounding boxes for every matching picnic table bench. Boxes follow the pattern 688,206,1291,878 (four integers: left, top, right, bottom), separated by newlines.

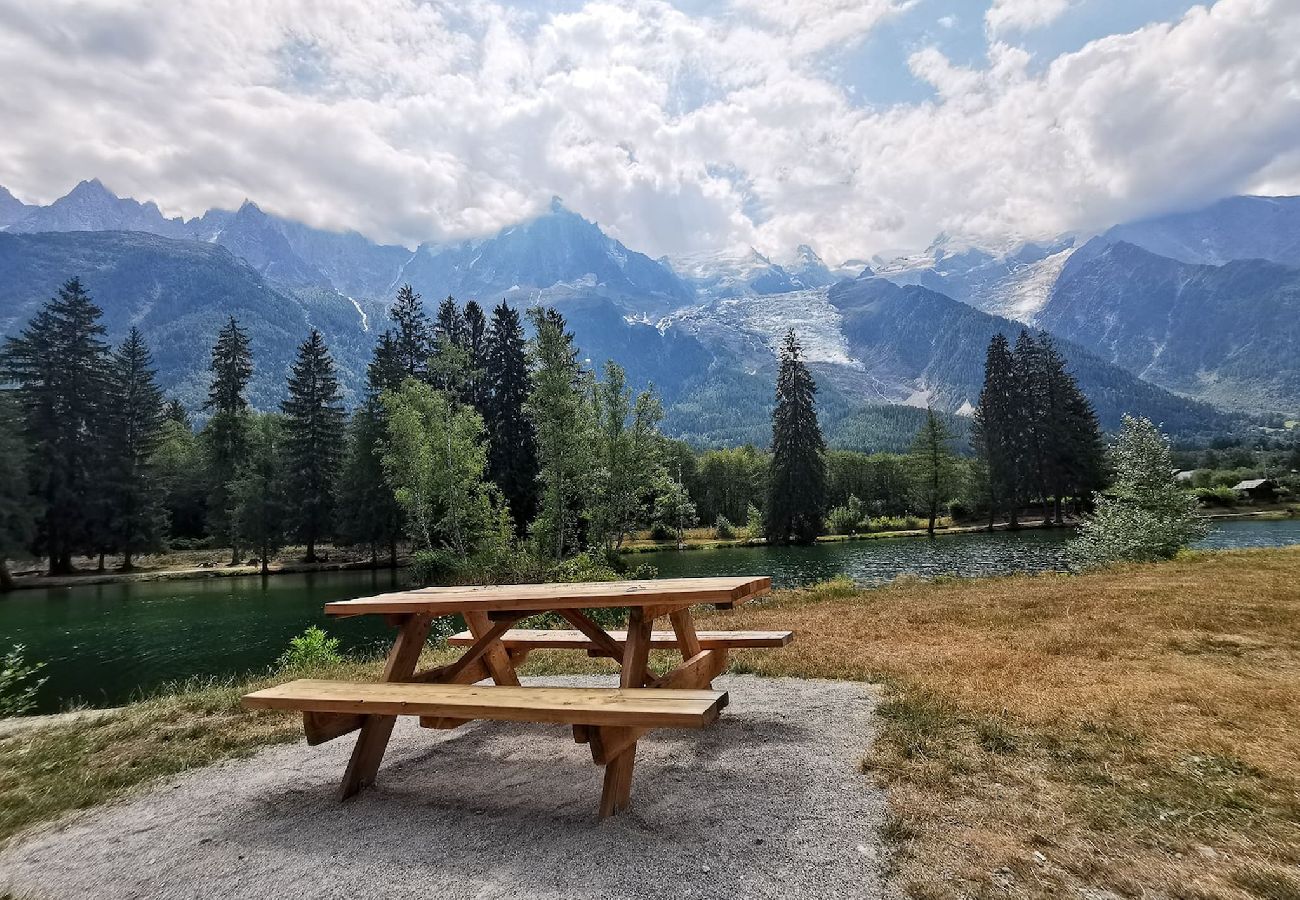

243,576,789,818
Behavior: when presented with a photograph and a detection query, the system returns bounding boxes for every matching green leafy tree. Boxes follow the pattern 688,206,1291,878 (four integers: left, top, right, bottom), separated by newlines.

483,302,539,534
590,362,666,549
153,415,207,540
1069,416,1208,568
765,330,826,545
1,277,111,574
908,407,960,536
104,328,168,569
336,406,401,565
202,316,252,565
231,414,289,575
281,329,345,562
165,398,191,429
653,473,698,548
695,446,768,525
527,307,596,560
0,391,36,591
380,379,507,559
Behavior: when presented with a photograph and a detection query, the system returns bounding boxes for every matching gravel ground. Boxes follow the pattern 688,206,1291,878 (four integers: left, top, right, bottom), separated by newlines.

0,675,885,900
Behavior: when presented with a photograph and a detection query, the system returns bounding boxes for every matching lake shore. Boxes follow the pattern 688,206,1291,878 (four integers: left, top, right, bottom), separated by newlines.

4,505,1293,591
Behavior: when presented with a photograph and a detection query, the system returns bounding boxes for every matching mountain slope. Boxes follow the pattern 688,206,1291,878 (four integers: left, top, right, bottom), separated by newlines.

6,179,191,237
1039,241,1300,412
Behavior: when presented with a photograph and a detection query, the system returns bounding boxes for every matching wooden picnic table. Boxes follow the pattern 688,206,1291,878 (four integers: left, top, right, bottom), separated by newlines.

245,575,787,818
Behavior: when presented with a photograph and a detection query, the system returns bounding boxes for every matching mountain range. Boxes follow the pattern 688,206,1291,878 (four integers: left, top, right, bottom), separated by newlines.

3,179,1292,446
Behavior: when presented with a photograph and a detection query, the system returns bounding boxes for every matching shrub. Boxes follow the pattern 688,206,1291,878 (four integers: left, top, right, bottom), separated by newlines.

714,516,735,540
0,644,47,717
648,523,675,542
275,626,345,673
1196,486,1239,507
745,503,763,539
410,549,460,586
826,505,860,535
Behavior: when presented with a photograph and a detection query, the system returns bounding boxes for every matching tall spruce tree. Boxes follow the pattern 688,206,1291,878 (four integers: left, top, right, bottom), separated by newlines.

231,414,289,575
526,307,595,559
165,398,191,429
0,390,36,591
390,284,432,380
463,300,488,413
104,328,167,569
1,277,111,574
1013,330,1052,521
483,302,539,534
764,330,826,545
975,333,1022,527
435,296,468,349
907,407,959,537
202,316,253,565
281,329,345,562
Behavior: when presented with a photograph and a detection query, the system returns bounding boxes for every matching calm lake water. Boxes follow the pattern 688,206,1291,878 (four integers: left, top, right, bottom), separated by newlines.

4,518,1298,714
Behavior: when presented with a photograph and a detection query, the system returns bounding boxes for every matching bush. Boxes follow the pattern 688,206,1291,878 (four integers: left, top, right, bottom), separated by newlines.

1196,486,1239,507
745,503,763,539
0,644,47,717
826,505,860,535
648,523,675,542
410,549,460,586
714,516,735,539
276,627,344,672
947,500,971,521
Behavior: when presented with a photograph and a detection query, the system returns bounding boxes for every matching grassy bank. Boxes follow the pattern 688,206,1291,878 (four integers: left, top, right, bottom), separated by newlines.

3,549,1299,900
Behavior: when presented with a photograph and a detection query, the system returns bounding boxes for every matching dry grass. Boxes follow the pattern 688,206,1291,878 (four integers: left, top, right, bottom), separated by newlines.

703,547,1300,900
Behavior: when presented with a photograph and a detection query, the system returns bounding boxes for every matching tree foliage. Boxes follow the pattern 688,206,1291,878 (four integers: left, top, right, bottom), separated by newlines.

281,329,345,562
103,328,168,567
483,302,539,533
765,330,826,544
908,407,960,536
231,413,290,574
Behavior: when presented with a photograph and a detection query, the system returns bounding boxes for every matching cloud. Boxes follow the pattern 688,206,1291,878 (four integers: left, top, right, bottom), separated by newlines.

0,0,1296,265
985,0,1072,35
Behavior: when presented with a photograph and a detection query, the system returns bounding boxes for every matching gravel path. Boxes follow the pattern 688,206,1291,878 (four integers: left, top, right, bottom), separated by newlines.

0,676,885,900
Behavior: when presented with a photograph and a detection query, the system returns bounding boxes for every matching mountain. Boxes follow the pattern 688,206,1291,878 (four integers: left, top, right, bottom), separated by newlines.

189,201,332,288
397,199,691,313
0,186,31,228
1039,241,1300,412
1071,195,1300,269
669,244,840,301
0,231,370,412
5,179,191,237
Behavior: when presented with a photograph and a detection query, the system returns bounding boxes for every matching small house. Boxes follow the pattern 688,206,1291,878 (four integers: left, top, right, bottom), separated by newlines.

1231,478,1278,502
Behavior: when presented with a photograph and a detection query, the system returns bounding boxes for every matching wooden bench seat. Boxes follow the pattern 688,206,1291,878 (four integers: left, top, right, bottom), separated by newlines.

243,679,729,818
244,679,726,727
447,628,793,651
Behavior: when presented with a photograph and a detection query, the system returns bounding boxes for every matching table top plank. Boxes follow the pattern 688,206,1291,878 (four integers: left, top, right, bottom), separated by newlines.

324,576,771,618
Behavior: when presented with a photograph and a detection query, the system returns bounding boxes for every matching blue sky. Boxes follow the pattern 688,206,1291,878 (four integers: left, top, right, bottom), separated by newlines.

0,0,1296,262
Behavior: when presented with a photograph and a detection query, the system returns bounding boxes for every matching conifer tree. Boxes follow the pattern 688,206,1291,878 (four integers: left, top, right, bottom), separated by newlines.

483,302,539,534
463,300,488,413
202,316,252,565
281,329,345,562
1,277,111,574
527,307,595,559
389,284,432,381
367,331,406,397
975,333,1021,527
1014,330,1051,520
337,406,401,565
764,330,826,545
907,407,959,536
0,390,35,591
104,328,167,569
231,414,289,575
435,296,468,349
165,398,191,429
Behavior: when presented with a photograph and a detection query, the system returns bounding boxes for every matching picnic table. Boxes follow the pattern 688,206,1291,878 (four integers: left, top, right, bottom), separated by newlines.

243,576,791,818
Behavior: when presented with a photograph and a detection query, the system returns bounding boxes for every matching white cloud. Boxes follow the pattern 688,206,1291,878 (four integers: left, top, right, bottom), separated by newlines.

0,0,1297,265
986,0,1072,35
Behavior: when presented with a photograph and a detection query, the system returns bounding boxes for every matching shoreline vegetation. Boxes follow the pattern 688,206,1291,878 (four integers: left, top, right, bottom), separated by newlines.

4,505,1295,591
1,547,1297,898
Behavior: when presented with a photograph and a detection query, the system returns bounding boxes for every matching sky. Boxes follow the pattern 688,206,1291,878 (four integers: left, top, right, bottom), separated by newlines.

0,0,1298,264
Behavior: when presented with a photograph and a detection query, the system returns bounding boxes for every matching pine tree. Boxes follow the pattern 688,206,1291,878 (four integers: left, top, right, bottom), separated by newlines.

1,277,111,574
337,406,401,565
0,390,36,591
389,284,432,381
526,307,595,559
483,302,539,534
1014,330,1051,521
281,329,345,562
202,316,252,565
435,296,468,349
104,328,167,569
366,331,406,398
975,333,1022,528
463,300,488,413
231,414,289,575
764,330,826,545
908,407,959,537
165,398,191,429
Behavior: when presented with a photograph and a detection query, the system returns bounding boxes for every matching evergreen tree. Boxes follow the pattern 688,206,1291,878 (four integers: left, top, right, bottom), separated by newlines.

281,329,346,562
463,300,488,413
907,407,959,537
165,398,191,429
231,414,289,575
526,307,595,559
1013,330,1052,521
337,406,401,565
389,284,432,381
483,302,539,534
1,277,111,574
202,316,252,565
975,333,1022,527
104,328,167,569
366,331,406,398
0,390,36,591
764,330,826,545
154,415,207,540
435,296,468,349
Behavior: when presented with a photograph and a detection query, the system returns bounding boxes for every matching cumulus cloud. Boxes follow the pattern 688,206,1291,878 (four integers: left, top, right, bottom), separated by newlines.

986,0,1072,35
0,0,1297,263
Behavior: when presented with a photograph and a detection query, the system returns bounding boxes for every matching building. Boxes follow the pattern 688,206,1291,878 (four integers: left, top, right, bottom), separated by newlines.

1231,478,1278,502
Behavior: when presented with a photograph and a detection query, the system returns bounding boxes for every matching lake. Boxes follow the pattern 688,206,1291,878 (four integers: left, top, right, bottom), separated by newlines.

4,517,1297,714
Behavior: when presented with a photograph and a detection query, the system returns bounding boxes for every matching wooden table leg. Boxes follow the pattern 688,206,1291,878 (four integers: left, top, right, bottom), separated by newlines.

620,607,653,689
339,613,433,799
465,609,521,686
